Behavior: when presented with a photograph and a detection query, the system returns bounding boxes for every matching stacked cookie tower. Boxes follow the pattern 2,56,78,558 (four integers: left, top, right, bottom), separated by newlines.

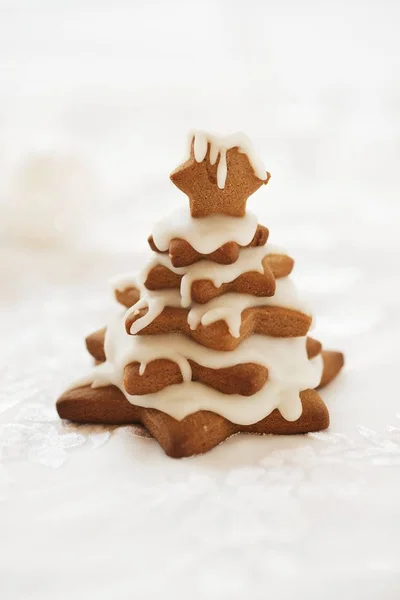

57,131,344,457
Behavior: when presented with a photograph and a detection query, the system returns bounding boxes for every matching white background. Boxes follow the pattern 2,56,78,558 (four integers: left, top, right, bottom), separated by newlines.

1,1,400,599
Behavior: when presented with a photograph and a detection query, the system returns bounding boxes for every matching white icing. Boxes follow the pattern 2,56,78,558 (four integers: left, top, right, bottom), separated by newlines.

126,289,182,335
191,130,267,189
83,308,323,425
152,206,258,254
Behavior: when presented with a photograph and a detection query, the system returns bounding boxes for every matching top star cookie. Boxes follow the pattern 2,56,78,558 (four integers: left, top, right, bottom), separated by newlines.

170,131,271,217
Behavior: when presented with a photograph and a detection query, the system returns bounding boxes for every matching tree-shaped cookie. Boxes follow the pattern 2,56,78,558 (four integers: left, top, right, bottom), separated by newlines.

57,131,344,458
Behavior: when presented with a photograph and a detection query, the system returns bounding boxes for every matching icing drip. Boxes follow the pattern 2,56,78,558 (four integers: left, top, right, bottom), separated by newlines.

126,289,182,335
191,130,267,189
81,309,323,425
152,207,258,254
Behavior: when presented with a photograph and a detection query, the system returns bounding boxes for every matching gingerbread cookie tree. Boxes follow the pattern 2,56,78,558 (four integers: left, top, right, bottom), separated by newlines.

57,131,344,458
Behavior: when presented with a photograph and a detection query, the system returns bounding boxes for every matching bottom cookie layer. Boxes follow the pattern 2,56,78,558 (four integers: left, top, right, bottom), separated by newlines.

57,385,329,458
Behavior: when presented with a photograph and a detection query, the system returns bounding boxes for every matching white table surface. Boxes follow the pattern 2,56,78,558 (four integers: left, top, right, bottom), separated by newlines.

1,1,400,598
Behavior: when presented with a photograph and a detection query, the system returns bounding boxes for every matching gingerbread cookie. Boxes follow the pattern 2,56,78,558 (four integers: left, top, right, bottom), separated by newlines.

144,261,277,304
125,305,312,350
57,130,344,458
170,132,270,217
148,224,269,267
57,386,331,458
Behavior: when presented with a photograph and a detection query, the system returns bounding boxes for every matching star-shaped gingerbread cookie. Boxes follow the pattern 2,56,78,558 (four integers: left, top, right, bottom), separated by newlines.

170,132,271,217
